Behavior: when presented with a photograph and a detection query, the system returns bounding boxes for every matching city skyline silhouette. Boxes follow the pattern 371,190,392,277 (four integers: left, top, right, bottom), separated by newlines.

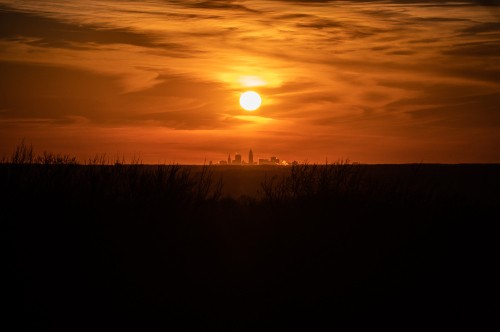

216,149,295,166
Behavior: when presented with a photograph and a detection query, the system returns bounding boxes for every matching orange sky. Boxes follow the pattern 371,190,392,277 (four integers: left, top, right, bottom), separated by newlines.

1,0,499,164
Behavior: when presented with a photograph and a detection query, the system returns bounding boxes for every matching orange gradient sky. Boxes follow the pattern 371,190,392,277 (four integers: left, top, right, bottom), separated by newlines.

1,0,499,164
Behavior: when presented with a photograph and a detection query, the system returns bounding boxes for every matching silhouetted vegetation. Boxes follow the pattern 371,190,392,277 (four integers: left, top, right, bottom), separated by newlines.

3,142,498,330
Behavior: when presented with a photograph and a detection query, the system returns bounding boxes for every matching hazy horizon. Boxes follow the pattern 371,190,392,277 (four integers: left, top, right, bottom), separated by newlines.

1,1,499,164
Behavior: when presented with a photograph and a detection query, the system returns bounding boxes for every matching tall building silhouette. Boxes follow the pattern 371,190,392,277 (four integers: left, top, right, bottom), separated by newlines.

228,154,231,164
249,149,254,165
234,153,242,164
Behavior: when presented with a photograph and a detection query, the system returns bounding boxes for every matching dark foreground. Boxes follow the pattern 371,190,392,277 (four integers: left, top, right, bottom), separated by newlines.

3,163,499,330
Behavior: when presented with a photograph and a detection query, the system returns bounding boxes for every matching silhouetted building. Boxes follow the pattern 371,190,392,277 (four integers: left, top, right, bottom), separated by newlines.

259,156,281,165
233,153,242,165
259,158,271,165
223,150,286,166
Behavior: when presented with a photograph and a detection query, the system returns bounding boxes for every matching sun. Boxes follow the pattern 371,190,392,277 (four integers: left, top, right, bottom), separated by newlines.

239,91,262,111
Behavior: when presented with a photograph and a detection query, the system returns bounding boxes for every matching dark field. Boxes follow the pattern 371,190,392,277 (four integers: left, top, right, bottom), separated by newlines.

3,159,499,330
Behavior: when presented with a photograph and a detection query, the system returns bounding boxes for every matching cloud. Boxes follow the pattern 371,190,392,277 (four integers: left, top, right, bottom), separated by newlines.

0,4,189,54
443,41,500,57
380,81,500,129
295,18,342,29
182,0,260,12
459,22,500,35
404,94,500,129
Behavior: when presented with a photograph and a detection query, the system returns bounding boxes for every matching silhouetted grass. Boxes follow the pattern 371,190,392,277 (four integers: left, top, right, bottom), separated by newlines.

3,142,498,330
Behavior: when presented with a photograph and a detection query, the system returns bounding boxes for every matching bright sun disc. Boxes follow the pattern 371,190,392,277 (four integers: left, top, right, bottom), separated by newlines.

239,91,262,111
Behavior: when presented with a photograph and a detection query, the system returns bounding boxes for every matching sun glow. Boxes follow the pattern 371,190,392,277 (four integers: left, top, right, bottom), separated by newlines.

239,76,266,87
239,91,262,111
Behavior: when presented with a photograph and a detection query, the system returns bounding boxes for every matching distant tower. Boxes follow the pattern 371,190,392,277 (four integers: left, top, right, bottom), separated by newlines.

234,153,242,164
228,154,231,164
249,149,254,165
